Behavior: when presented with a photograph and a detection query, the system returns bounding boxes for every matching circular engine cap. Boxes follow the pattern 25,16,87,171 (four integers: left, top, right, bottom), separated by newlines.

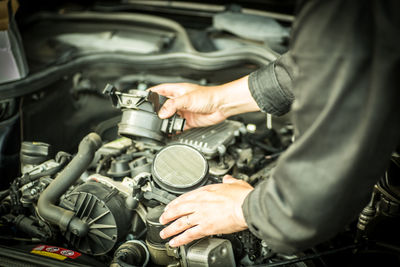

152,144,208,194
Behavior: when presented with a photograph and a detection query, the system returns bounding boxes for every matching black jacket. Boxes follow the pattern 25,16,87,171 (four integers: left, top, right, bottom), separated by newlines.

244,0,400,253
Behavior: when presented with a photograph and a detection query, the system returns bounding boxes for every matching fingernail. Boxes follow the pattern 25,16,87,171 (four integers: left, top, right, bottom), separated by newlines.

169,239,175,247
158,108,167,119
164,205,169,212
159,230,165,239
159,216,164,224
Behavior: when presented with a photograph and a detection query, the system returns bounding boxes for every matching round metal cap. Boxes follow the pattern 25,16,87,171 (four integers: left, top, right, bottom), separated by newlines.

152,144,208,194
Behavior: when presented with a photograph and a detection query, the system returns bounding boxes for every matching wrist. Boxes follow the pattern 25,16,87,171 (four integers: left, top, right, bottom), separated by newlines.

217,75,261,118
234,187,253,229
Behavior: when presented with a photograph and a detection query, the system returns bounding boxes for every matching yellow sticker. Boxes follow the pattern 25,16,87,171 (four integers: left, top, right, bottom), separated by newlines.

31,250,67,261
31,245,81,260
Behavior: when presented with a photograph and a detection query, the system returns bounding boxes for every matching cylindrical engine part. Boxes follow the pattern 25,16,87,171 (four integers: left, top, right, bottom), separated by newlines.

111,240,150,267
107,158,131,179
60,181,132,255
152,144,208,194
119,109,165,142
146,241,176,266
37,133,102,237
14,215,50,240
129,156,151,178
104,86,184,142
145,205,175,266
146,205,168,245
20,141,51,173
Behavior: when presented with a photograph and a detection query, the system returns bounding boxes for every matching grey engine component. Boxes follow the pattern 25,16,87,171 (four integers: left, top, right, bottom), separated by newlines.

152,144,209,194
171,120,244,159
103,84,185,142
59,181,133,255
185,238,236,267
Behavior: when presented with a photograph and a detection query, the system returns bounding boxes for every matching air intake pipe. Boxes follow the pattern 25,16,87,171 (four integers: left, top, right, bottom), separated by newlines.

37,133,102,237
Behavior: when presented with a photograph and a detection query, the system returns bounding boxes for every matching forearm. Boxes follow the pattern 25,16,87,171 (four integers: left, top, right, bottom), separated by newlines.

152,53,295,128
216,75,261,117
216,51,296,118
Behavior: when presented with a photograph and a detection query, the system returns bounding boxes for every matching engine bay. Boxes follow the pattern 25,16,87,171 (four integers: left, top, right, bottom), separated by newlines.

0,1,399,266
1,92,294,266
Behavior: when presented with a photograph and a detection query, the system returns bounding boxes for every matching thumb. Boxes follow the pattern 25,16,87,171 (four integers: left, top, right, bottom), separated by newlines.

222,175,239,184
158,97,188,119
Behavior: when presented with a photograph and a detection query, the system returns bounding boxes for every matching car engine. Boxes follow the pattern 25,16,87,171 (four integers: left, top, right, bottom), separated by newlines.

0,83,294,266
1,82,399,266
0,1,399,266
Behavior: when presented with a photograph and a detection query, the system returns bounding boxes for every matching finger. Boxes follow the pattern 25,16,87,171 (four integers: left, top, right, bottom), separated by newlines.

222,175,238,184
168,225,205,247
161,188,210,224
148,83,181,98
183,111,226,129
223,175,253,190
160,202,196,225
149,83,191,98
183,124,192,131
160,213,197,239
158,97,190,119
164,186,209,212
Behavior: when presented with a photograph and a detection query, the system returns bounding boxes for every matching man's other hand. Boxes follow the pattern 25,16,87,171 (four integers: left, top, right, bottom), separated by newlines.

158,175,254,247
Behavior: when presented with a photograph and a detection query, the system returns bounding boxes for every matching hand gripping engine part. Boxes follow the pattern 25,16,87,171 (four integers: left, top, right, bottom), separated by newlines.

152,144,209,194
37,133,102,237
103,84,185,142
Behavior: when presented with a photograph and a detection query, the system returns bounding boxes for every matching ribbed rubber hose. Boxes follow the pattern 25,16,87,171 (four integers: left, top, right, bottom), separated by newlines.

37,133,102,237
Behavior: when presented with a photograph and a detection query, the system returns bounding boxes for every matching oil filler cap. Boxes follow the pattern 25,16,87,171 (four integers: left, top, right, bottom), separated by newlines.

152,144,208,194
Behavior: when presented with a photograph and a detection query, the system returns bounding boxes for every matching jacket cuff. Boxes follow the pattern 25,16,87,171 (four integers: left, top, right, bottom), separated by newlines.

242,189,264,240
248,61,293,116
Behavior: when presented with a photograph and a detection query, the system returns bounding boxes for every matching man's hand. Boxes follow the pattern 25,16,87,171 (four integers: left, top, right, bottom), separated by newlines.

149,76,260,129
159,175,254,247
149,83,227,129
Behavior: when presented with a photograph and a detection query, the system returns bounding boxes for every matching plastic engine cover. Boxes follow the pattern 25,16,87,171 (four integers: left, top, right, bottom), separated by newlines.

170,120,244,159
59,182,131,255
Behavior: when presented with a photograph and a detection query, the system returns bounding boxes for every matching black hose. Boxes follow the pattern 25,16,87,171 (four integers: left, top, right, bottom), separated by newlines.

37,133,102,237
249,139,282,154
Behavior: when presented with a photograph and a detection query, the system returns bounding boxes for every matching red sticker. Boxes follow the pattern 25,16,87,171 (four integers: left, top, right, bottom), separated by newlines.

32,245,81,259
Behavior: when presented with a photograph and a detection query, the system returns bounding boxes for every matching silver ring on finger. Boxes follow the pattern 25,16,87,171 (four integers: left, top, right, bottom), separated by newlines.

185,215,192,226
